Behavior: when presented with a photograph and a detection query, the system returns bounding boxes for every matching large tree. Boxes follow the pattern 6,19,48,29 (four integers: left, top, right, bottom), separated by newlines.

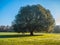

12,4,55,35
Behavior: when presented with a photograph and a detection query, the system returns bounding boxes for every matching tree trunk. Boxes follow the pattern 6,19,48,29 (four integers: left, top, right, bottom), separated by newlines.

30,31,33,35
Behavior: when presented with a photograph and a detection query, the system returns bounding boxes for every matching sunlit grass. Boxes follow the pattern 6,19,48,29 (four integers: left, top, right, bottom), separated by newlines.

0,32,60,45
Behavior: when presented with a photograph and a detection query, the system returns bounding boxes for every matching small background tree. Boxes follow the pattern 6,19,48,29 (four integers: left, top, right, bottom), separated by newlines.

12,4,55,35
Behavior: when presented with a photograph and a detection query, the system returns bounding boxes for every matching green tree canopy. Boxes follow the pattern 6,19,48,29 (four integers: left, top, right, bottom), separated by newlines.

12,4,55,35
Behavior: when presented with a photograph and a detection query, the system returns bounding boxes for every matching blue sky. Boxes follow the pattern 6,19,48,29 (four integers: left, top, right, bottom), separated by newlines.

0,0,60,26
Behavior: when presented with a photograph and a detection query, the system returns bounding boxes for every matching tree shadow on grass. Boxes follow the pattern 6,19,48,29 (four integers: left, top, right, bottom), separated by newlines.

0,34,44,38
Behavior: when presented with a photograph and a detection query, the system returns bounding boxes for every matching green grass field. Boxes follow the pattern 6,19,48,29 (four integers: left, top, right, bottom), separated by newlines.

0,32,60,45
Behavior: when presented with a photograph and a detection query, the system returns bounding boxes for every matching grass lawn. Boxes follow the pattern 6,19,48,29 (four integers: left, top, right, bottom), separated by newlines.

0,32,60,45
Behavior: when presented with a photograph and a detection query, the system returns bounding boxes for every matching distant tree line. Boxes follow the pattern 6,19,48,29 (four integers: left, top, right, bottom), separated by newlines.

0,25,60,33
0,25,14,32
53,25,60,33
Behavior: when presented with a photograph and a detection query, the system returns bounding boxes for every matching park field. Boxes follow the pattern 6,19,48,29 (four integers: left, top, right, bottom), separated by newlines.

0,32,60,45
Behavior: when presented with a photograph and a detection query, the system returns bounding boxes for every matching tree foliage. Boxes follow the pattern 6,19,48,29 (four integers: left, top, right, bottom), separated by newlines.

12,4,55,35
